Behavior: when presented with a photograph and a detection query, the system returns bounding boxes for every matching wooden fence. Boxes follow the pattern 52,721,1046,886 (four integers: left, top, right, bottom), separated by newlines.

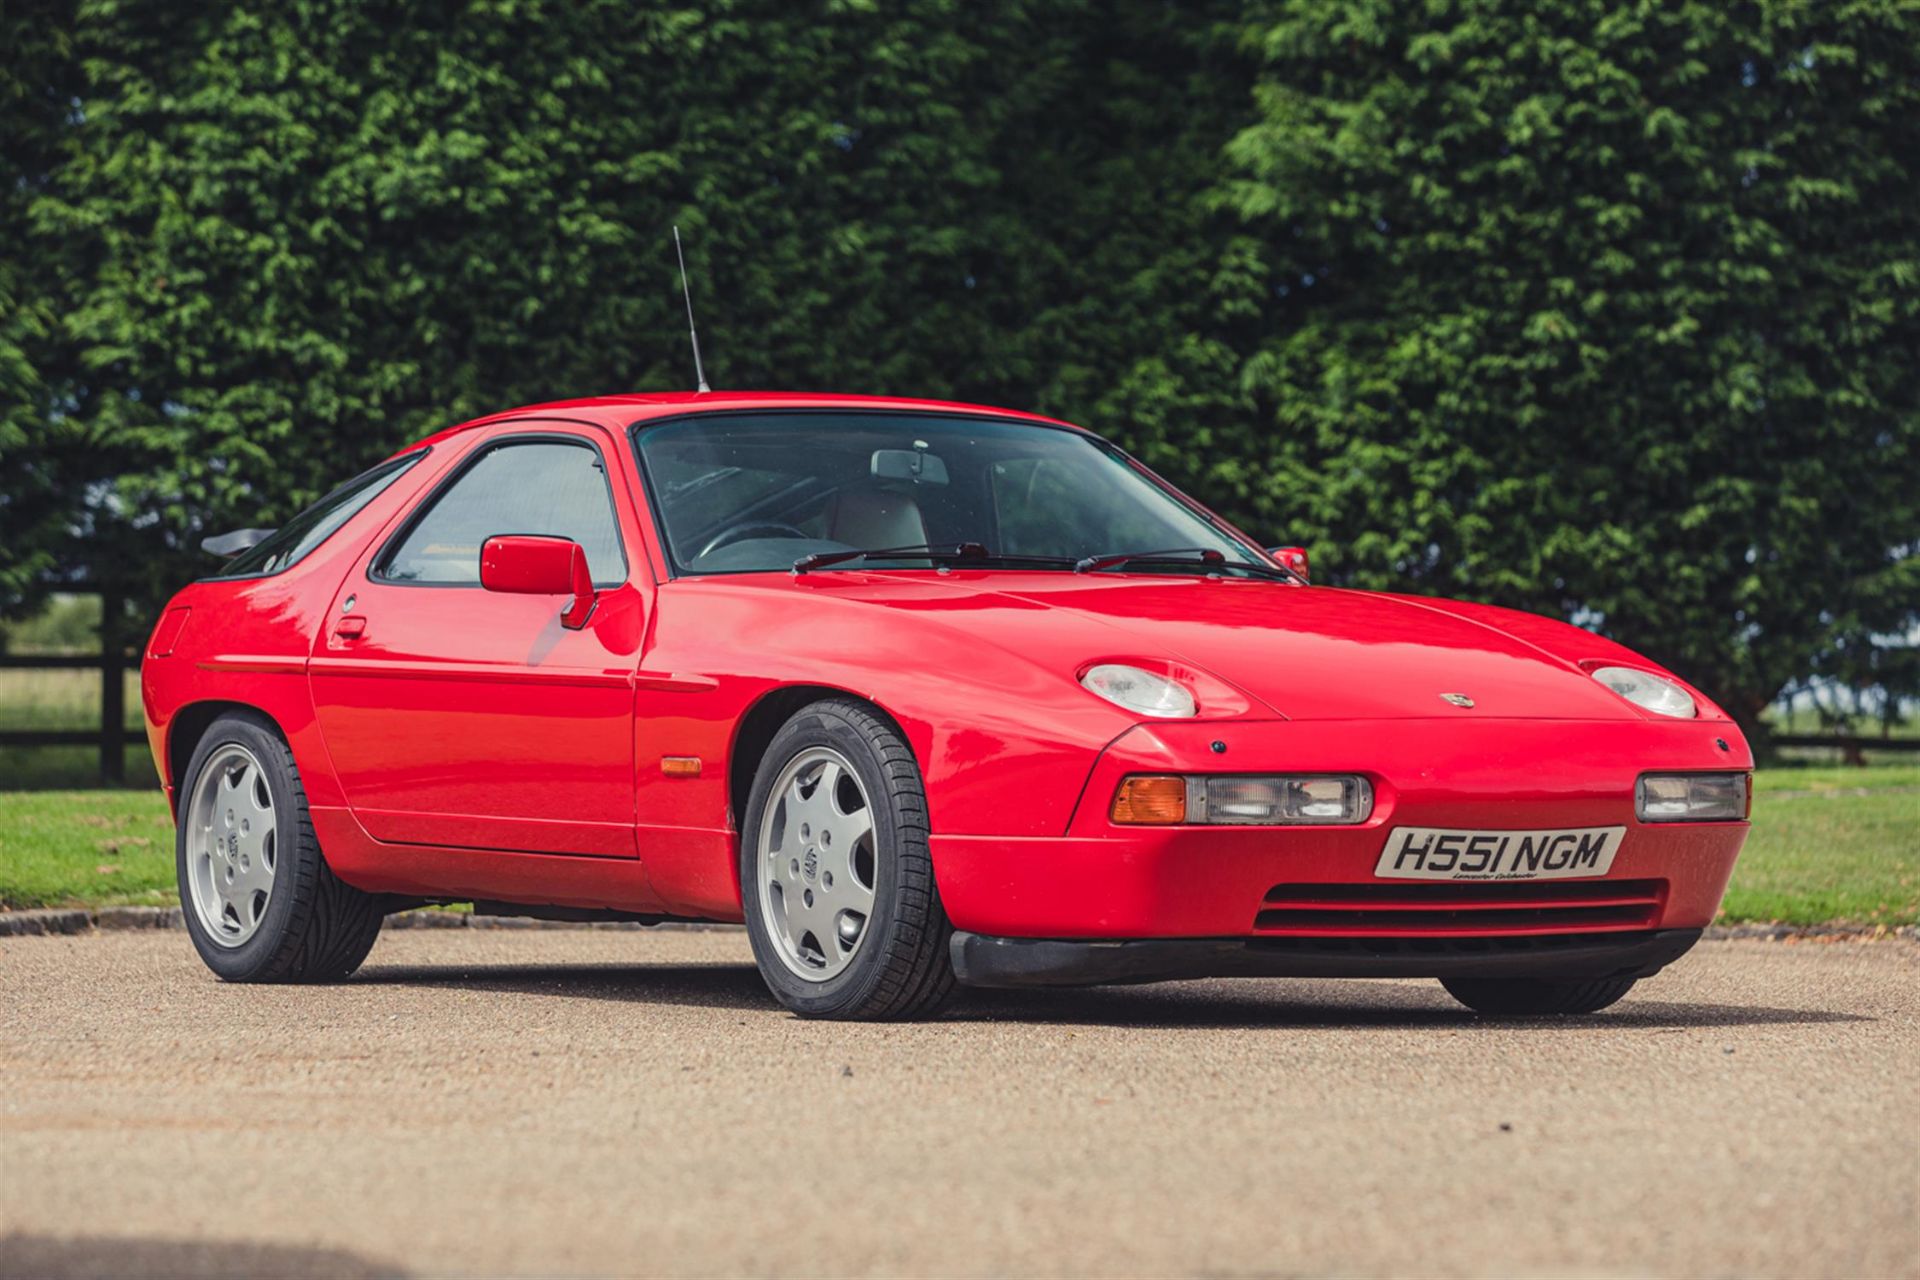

0,594,1914,788
1768,734,1920,757
0,650,141,784
0,588,139,785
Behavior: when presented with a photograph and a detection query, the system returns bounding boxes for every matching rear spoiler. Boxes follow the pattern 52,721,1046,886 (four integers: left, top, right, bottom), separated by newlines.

200,528,274,557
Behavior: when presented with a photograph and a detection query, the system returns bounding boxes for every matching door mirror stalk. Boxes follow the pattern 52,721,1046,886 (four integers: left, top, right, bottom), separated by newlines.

1266,546,1310,583
480,535,598,629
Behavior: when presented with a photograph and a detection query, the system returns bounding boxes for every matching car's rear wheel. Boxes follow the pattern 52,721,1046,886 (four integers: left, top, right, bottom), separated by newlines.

1441,975,1637,1016
177,711,383,982
740,699,956,1019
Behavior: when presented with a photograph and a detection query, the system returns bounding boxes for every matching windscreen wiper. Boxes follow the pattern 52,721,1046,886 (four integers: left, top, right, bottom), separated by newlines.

793,542,1078,573
1072,547,1294,581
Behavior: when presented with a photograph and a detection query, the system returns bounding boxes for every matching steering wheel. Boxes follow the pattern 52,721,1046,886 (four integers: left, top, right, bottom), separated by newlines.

697,521,812,559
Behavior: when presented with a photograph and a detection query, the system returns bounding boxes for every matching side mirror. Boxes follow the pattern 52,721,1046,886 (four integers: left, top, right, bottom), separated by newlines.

480,535,597,629
1267,546,1310,583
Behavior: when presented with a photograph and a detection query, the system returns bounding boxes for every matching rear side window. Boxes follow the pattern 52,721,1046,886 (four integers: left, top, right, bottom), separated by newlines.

376,438,626,586
213,450,427,578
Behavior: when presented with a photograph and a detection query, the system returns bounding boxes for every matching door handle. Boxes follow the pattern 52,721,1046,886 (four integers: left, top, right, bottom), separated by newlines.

334,615,367,640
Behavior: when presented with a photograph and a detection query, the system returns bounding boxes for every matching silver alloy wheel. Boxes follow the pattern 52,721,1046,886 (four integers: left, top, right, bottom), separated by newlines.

756,746,877,981
184,743,279,948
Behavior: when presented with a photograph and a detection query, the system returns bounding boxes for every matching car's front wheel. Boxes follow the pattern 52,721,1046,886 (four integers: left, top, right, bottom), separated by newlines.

740,699,956,1019
177,711,384,982
1441,975,1637,1016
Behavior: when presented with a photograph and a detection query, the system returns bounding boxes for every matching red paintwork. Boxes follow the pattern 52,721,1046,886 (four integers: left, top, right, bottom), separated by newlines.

479,534,596,632
142,392,1750,943
1270,546,1310,582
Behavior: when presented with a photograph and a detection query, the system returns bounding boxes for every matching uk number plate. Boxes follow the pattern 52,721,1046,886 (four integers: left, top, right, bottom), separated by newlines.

1375,826,1625,881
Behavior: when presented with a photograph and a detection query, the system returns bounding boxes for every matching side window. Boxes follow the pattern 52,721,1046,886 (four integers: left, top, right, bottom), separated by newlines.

212,450,427,579
378,438,627,586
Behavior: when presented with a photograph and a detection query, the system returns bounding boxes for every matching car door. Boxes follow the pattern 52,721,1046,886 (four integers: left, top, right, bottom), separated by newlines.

309,423,647,858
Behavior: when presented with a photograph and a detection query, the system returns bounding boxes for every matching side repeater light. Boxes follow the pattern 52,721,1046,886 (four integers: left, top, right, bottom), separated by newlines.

148,606,192,658
1112,774,1373,826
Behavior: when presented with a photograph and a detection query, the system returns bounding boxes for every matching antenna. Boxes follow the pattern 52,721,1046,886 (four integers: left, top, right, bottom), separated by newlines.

673,225,711,394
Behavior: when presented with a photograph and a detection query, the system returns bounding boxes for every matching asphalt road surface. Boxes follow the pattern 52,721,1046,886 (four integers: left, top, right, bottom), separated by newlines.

2,928,1915,1278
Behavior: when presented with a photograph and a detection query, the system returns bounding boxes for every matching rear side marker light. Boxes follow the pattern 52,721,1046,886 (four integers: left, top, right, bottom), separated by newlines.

1110,775,1187,825
1111,774,1373,826
1636,772,1749,822
148,606,192,658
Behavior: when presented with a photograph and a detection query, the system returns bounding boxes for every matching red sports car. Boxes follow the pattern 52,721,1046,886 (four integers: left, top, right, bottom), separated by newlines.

142,393,1752,1019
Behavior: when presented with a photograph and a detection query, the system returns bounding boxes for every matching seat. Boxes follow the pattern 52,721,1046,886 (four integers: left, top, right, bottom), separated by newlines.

830,487,926,548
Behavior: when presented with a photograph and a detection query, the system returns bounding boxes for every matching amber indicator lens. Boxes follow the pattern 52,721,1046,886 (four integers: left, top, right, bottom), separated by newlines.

1110,775,1188,825
1636,772,1747,822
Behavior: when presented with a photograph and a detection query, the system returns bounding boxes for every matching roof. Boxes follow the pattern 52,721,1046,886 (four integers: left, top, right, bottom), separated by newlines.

406,390,1084,452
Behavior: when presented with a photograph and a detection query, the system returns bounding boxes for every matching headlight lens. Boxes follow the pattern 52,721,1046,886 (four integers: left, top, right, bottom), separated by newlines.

1080,664,1197,718
1591,666,1696,718
1637,772,1749,822
1198,775,1374,824
1110,773,1374,825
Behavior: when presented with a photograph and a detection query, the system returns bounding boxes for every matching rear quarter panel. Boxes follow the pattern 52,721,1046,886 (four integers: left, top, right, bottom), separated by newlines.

142,445,463,809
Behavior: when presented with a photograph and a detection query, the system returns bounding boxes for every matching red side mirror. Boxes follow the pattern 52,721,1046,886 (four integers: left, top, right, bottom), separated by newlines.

480,535,597,629
1267,545,1310,583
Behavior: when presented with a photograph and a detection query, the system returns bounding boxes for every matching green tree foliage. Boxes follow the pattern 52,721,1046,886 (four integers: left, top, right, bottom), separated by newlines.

8,0,1243,605
1204,0,1919,731
1,0,1914,735
0,1,85,614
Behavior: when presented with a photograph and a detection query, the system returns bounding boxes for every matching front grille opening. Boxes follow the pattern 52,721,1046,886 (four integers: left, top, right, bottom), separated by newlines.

1253,879,1666,936
1244,931,1664,958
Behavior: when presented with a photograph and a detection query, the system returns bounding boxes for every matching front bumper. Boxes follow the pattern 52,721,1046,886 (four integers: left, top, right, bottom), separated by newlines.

930,717,1750,940
951,928,1703,988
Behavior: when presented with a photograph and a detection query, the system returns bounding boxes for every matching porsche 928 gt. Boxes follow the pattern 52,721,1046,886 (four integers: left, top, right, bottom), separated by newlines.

142,394,1752,1019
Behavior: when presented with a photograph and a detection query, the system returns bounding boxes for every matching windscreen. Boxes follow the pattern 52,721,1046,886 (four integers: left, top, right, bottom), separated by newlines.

633,412,1261,575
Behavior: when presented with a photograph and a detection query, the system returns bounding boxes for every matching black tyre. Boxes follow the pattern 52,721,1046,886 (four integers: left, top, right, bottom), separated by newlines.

740,699,956,1020
176,711,383,982
1441,975,1637,1016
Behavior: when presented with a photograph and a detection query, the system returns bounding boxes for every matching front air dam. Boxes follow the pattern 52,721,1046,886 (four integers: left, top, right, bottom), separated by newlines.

948,928,1703,988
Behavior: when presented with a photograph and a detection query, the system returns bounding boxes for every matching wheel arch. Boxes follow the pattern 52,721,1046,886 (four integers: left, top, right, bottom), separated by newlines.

166,700,287,797
727,684,914,834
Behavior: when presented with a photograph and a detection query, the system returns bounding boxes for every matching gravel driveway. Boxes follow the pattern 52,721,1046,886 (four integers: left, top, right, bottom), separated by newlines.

2,928,1914,1277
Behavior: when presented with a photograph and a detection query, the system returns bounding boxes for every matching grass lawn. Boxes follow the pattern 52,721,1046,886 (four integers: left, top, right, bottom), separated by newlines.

1723,767,1919,926
0,789,176,910
1750,764,1920,793
2,767,1915,924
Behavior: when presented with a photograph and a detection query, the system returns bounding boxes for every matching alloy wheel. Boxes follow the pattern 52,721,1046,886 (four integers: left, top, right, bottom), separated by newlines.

183,743,279,947
755,746,877,980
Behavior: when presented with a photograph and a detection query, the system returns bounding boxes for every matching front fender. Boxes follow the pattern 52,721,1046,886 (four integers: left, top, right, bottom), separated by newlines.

634,575,1147,844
